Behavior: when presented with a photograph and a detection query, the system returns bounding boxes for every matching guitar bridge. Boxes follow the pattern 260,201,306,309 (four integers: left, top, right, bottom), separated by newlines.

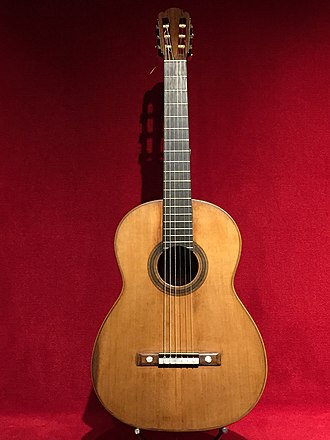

136,352,221,368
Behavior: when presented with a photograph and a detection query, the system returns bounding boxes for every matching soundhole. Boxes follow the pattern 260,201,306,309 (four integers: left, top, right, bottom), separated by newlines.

148,242,208,296
157,246,198,286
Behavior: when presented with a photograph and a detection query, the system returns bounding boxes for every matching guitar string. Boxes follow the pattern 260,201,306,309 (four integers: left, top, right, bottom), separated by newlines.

173,43,178,360
182,58,186,355
184,55,192,355
163,38,166,357
183,56,193,355
187,56,194,355
175,55,179,358
166,29,171,358
176,57,187,351
178,58,182,356
179,58,183,356
173,57,178,358
183,57,190,355
181,57,193,354
171,36,175,360
167,29,174,359
163,59,167,358
164,28,169,358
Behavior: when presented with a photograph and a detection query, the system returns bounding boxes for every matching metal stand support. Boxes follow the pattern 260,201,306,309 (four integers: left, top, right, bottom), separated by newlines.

214,427,229,439
134,428,146,440
134,426,229,439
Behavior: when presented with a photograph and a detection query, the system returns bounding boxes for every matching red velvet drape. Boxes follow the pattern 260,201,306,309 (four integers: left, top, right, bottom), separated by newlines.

0,1,329,438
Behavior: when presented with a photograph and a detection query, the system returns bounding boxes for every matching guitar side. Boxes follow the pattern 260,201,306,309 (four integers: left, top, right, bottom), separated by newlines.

91,199,267,431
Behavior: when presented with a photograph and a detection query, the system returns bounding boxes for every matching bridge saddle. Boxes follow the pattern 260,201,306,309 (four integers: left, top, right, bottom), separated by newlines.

136,352,221,368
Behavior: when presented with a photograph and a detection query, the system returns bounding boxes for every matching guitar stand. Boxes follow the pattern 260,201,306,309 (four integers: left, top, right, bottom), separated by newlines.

134,426,229,439
214,427,229,439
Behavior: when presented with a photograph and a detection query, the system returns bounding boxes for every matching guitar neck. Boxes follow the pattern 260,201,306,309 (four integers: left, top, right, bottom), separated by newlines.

163,60,193,250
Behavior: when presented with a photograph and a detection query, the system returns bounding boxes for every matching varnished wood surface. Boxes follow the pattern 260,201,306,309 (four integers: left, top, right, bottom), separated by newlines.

91,200,267,431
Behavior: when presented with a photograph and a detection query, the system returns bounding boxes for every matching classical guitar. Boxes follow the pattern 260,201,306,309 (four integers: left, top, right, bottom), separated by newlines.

92,7,267,433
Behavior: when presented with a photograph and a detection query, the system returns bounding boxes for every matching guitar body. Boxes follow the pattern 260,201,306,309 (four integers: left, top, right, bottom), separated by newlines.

91,200,267,431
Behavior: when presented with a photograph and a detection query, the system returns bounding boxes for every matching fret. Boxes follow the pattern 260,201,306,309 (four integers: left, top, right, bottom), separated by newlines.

164,205,191,207
164,151,189,154
164,241,193,244
163,214,192,217
163,206,191,209
165,107,188,111
164,212,192,217
164,189,190,192
166,99,188,104
164,229,192,232
164,172,190,175
164,238,193,242
164,161,190,165
164,246,193,250
164,170,190,173
164,151,190,154
164,235,193,239
164,197,191,201
164,129,189,132
164,189,191,192
163,233,192,235
164,186,190,189
164,219,192,222
164,185,190,188
164,190,190,192
163,240,193,243
165,89,187,92
165,127,188,130
166,101,188,107
165,179,190,182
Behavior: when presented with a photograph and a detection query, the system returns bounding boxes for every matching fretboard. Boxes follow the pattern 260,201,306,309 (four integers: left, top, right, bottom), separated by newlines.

163,60,193,250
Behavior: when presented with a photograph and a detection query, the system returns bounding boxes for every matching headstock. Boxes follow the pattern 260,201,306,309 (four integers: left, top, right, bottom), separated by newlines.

156,8,193,60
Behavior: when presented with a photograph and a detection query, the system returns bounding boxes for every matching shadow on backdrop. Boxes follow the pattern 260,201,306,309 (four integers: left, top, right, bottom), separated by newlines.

81,84,248,440
139,82,164,203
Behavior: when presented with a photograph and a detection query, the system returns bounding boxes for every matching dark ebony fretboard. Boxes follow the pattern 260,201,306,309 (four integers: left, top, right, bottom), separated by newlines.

163,60,193,250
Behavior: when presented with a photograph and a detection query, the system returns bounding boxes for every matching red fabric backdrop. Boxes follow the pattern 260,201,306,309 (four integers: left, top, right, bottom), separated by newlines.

0,0,329,439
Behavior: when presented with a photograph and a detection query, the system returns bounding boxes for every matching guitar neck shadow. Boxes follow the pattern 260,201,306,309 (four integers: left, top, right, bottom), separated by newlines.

139,82,164,204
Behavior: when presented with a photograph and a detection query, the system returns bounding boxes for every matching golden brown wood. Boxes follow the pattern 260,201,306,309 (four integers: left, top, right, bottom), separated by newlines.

91,200,267,431
157,8,192,60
